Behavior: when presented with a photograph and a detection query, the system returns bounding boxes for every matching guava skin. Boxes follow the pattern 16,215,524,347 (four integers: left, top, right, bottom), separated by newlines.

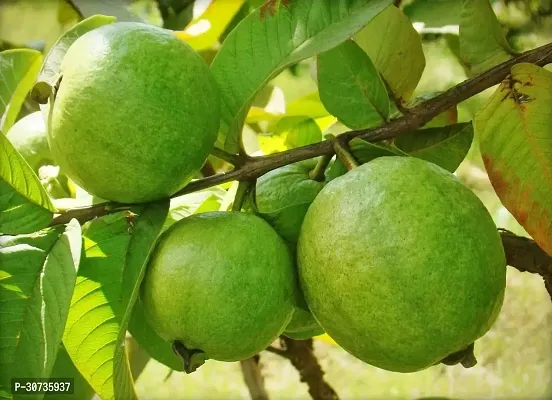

297,156,506,372
48,22,220,203
141,211,297,362
7,111,53,171
252,160,325,339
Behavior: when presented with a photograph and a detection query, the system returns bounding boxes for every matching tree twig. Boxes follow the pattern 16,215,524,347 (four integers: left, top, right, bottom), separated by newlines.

266,337,338,400
240,356,270,400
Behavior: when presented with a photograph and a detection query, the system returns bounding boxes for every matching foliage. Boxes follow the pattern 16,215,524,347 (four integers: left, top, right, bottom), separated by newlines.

0,0,551,399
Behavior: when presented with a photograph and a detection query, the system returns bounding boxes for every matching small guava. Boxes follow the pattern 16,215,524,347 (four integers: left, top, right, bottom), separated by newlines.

48,22,220,203
298,156,506,372
7,112,52,171
141,212,297,371
7,111,72,198
251,159,325,339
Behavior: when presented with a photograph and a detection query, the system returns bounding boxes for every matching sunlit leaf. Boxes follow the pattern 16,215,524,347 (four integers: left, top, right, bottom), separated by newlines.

163,187,226,231
0,220,82,396
318,40,389,129
475,63,552,255
174,0,246,51
46,345,95,400
0,49,42,133
283,118,323,149
211,0,393,153
246,92,329,124
63,202,168,400
0,131,55,234
459,0,515,76
355,5,425,100
393,123,474,172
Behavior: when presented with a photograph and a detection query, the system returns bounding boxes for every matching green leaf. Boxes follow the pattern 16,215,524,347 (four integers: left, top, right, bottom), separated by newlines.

317,40,389,129
0,49,42,133
355,5,425,100
35,15,116,91
0,220,82,398
128,298,183,372
211,0,393,153
46,345,95,400
349,137,406,164
459,0,515,76
280,117,323,149
0,131,55,234
475,63,552,255
404,0,463,27
163,187,226,232
393,123,474,172
405,93,458,128
63,202,168,400
68,1,143,22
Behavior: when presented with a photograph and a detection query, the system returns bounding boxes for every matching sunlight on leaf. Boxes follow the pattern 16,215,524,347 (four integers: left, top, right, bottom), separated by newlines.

211,0,393,153
0,49,42,133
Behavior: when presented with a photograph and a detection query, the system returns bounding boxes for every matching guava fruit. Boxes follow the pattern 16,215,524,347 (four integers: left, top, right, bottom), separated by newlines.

48,22,220,203
252,159,325,339
7,111,72,198
297,156,506,372
141,211,296,370
7,112,53,171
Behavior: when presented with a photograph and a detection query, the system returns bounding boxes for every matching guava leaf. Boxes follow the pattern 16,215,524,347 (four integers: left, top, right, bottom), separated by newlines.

355,5,425,100
68,1,143,22
0,131,55,235
35,14,116,91
128,298,183,372
403,0,463,27
475,63,552,255
281,117,323,149
46,345,95,400
210,0,393,153
0,49,42,133
174,0,246,51
246,92,330,124
0,220,82,397
163,187,226,231
317,40,389,130
63,202,168,400
393,122,474,172
349,137,406,164
459,0,515,76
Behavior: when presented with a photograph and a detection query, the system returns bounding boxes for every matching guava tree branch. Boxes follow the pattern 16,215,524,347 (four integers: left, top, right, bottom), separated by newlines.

50,40,552,227
266,337,338,400
240,356,269,400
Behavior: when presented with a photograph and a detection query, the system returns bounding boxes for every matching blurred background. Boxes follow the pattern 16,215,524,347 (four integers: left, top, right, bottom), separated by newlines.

1,0,551,398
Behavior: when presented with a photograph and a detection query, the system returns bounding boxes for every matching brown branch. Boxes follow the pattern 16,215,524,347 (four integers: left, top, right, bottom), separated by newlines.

240,356,269,400
50,41,552,230
266,337,338,400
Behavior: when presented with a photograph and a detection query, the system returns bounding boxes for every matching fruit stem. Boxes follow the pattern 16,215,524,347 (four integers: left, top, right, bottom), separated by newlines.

308,154,333,182
231,180,254,212
172,341,206,374
332,135,359,171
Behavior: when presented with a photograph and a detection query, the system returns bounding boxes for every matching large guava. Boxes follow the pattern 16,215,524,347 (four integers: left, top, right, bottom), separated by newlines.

252,159,325,339
141,211,297,371
48,22,220,203
297,156,506,372
7,111,72,198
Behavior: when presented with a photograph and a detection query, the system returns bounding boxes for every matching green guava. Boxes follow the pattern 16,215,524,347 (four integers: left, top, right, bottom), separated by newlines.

7,111,72,198
48,22,220,203
297,156,506,372
141,211,297,370
251,159,325,339
7,111,52,171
